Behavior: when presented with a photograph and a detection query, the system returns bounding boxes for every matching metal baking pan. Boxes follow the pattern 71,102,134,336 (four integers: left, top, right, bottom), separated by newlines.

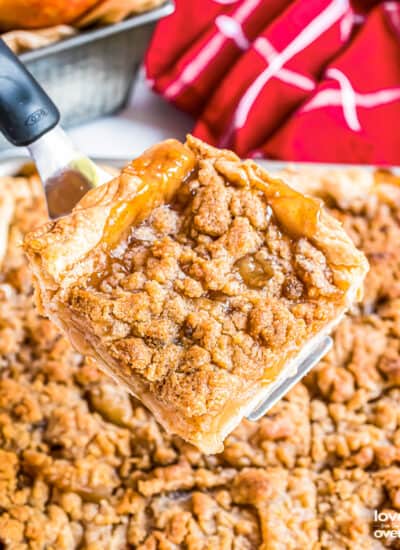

0,1,174,150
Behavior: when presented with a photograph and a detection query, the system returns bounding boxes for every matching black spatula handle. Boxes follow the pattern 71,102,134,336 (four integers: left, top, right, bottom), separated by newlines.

0,39,60,146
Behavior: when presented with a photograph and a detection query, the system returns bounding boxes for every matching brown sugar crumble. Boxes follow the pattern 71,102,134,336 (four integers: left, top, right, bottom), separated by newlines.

2,162,399,549
23,137,367,454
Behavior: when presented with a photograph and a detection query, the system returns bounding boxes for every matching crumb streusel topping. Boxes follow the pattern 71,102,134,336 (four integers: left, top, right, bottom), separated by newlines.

0,165,398,549
23,137,367,453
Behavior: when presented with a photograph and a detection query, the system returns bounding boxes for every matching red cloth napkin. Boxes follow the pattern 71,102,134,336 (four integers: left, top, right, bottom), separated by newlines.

146,0,400,164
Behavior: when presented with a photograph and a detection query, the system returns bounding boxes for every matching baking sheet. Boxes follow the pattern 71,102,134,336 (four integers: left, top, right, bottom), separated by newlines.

0,1,174,150
2,149,398,178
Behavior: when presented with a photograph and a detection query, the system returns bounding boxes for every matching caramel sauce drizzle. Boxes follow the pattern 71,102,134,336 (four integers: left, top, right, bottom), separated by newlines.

374,168,400,187
249,167,322,241
102,140,196,248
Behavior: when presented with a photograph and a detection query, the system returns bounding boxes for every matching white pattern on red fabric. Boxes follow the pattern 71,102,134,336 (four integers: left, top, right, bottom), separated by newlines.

384,1,400,32
327,68,361,130
339,10,355,40
147,0,400,163
215,15,250,50
229,0,350,134
353,14,365,23
213,0,240,4
302,69,400,131
164,0,261,99
385,1,400,12
254,37,316,91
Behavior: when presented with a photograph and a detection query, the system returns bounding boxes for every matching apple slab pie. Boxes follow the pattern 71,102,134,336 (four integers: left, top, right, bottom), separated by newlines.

24,136,368,453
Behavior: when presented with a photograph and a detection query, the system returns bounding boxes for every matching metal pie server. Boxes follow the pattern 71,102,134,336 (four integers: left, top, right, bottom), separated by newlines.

0,39,112,218
247,335,332,421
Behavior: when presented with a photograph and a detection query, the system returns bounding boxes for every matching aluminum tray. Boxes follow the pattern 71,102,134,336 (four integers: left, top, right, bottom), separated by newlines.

0,1,174,150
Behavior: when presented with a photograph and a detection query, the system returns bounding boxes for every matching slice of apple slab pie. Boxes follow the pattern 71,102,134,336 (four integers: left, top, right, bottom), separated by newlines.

24,136,368,453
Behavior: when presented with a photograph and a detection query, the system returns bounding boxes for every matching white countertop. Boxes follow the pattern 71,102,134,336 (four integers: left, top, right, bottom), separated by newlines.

69,68,194,161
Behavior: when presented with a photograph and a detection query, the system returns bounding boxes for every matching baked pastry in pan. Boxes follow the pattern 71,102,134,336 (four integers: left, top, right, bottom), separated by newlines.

24,136,368,453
